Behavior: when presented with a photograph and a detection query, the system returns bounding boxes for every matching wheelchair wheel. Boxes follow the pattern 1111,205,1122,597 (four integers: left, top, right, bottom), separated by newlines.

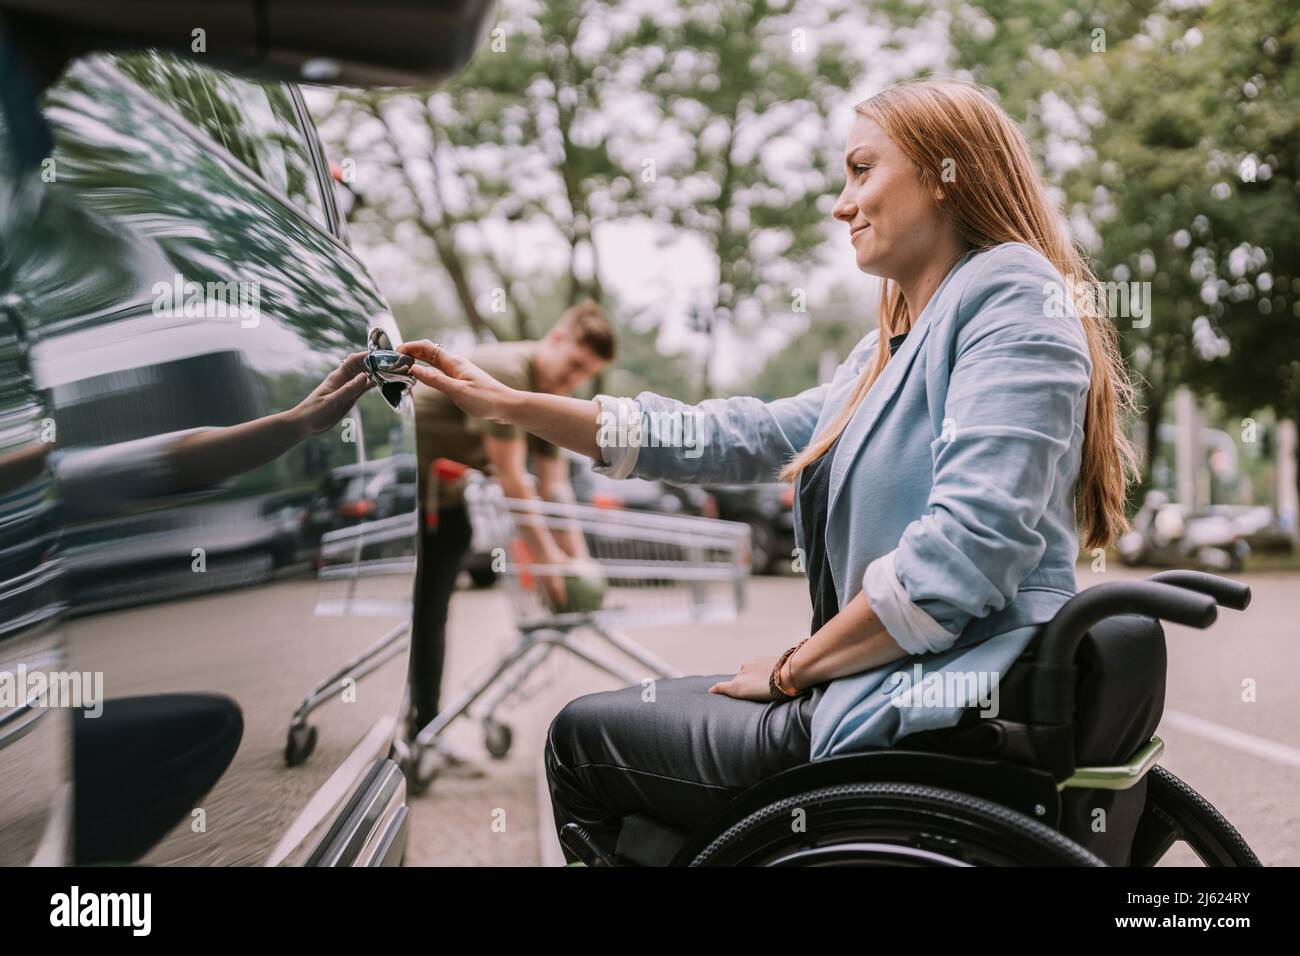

1130,765,1261,866
688,782,1105,866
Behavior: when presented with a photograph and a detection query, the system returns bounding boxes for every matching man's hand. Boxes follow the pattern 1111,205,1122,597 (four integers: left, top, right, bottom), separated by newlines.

398,340,518,423
532,539,575,612
290,351,373,437
709,656,781,702
539,573,569,611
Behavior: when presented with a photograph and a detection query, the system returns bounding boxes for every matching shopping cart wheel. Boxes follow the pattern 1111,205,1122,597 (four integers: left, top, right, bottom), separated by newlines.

468,564,498,589
285,722,317,767
484,719,512,759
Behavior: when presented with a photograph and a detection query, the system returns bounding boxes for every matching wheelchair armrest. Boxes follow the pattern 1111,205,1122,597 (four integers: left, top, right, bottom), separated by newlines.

1037,581,1216,671
1028,580,1218,781
1147,570,1251,611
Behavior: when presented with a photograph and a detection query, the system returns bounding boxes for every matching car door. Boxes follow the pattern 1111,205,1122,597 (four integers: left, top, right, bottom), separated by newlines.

0,288,71,867
7,51,414,865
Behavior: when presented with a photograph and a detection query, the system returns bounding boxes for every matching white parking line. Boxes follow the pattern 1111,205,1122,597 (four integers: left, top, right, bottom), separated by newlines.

1163,709,1300,771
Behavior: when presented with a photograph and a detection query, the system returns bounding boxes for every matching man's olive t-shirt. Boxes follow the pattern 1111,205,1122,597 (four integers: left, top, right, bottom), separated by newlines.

414,339,560,510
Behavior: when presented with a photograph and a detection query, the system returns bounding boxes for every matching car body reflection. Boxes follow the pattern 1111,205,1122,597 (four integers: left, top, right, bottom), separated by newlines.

0,51,415,865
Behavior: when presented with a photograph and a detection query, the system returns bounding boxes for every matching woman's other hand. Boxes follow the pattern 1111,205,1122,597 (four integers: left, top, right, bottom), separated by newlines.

709,656,781,702
398,340,517,423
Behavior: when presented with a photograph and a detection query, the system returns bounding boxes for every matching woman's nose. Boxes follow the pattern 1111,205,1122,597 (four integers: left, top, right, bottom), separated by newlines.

831,190,856,223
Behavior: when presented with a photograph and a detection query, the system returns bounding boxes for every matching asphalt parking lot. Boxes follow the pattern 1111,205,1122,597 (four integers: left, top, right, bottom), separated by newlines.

403,566,1300,867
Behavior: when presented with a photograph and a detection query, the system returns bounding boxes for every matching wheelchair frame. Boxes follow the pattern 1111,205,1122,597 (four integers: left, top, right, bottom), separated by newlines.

559,570,1262,867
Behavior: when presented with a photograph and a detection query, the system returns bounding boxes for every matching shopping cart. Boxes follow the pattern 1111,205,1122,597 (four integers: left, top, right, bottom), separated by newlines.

284,513,417,766
315,511,420,617
411,471,753,764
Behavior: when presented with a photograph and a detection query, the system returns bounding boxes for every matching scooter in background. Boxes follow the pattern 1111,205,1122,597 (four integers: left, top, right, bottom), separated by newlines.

1118,491,1252,573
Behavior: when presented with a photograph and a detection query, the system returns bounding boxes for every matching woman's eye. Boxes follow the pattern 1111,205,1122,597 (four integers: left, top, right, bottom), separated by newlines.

854,164,871,177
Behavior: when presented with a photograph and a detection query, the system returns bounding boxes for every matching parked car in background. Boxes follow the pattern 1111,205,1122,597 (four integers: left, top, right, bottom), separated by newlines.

0,0,496,865
706,483,796,575
314,455,419,531
570,453,717,516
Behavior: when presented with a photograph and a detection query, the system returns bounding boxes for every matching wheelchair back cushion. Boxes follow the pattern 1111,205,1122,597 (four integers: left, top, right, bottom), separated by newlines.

1072,614,1167,765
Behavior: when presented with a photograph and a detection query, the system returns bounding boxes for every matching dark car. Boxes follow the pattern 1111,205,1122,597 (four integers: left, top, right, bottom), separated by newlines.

0,2,494,867
706,482,797,574
318,455,420,530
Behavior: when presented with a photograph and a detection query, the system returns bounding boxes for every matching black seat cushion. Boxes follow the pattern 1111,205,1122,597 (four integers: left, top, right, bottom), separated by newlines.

1070,614,1167,765
898,614,1167,766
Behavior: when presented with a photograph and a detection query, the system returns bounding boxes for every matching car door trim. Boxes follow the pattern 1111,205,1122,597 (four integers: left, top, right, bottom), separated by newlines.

305,757,407,867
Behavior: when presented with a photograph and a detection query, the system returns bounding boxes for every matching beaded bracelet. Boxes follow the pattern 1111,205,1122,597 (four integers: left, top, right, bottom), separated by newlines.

769,638,808,702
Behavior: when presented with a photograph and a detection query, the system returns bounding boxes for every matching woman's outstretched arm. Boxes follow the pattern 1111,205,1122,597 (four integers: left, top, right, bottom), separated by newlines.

399,338,846,485
398,340,606,460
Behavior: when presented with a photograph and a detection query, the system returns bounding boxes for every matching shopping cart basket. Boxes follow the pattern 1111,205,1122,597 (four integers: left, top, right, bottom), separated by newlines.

315,512,420,618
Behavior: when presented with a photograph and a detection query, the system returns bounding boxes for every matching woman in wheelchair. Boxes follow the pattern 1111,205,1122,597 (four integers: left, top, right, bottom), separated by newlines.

399,79,1257,867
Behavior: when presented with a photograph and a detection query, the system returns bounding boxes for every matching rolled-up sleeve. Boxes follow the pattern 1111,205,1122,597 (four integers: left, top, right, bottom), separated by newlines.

624,383,830,485
592,394,642,479
882,263,1093,650
608,332,884,487
864,548,959,654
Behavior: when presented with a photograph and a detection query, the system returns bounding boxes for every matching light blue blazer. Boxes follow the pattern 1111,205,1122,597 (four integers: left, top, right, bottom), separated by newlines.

594,242,1093,759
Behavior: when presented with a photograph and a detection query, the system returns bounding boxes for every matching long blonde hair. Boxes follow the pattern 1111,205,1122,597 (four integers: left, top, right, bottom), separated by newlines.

778,79,1137,550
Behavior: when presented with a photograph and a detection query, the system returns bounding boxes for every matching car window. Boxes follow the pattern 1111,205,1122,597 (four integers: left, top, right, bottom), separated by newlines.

111,53,328,230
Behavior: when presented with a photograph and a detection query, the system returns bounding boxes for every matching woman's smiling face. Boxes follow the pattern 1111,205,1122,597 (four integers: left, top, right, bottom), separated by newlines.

832,114,951,282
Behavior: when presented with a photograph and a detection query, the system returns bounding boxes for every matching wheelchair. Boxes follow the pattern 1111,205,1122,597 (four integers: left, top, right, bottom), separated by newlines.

559,570,1262,867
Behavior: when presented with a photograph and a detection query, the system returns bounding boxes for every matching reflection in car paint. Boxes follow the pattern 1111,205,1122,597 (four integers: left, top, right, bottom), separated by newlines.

0,52,416,865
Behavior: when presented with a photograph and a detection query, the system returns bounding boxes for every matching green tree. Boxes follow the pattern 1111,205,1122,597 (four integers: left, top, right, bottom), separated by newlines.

744,283,873,399
866,0,1298,500
312,0,651,340
621,0,857,397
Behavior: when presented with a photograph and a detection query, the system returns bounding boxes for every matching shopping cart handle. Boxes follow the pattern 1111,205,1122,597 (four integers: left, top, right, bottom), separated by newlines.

1146,570,1251,611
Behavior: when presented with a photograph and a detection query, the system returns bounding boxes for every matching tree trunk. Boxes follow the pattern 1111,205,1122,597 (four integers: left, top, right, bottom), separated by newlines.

1140,385,1164,495
424,223,500,341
